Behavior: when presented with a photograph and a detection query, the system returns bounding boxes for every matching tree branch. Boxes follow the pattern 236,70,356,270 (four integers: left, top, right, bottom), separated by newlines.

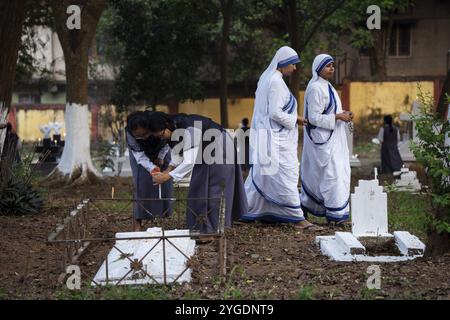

299,0,346,50
50,0,74,60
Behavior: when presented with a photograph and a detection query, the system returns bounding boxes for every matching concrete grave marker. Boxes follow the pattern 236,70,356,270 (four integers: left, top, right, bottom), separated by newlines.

398,100,421,162
393,167,421,191
315,179,426,262
351,179,390,238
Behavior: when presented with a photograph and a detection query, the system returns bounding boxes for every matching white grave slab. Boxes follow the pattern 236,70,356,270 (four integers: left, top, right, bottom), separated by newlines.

317,234,421,262
316,179,426,262
351,179,391,238
393,168,421,192
345,124,361,167
92,228,196,286
398,101,421,162
394,231,425,256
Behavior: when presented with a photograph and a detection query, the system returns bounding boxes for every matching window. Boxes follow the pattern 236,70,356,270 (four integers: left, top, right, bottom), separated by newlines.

18,93,41,104
389,23,412,57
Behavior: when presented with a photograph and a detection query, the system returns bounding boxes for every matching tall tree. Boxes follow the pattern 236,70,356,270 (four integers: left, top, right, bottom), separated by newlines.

338,0,415,79
284,0,347,100
105,0,213,112
49,0,106,184
218,0,234,128
0,0,27,189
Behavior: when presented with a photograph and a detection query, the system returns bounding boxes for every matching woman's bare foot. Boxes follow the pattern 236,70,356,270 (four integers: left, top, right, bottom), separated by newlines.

294,220,324,231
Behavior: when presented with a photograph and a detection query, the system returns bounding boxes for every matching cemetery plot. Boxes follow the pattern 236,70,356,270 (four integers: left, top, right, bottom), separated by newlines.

1,175,448,299
46,194,228,287
316,178,426,263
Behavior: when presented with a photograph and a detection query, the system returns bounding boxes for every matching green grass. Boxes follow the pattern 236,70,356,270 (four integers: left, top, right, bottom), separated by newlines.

296,285,316,300
0,288,6,299
56,284,171,300
358,287,379,300
354,142,379,156
387,192,431,240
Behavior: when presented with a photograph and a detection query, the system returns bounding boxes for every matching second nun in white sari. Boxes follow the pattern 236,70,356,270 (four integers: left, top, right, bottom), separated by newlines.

300,54,353,223
243,46,321,230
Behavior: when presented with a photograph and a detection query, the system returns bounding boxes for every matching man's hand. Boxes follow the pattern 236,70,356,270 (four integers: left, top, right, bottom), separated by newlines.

151,172,172,185
0,123,7,129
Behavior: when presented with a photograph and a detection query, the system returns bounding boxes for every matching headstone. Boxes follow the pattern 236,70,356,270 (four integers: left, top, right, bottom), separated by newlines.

393,167,421,191
316,178,426,262
398,101,421,162
351,179,391,238
92,228,196,286
39,124,52,139
103,148,132,177
345,124,361,167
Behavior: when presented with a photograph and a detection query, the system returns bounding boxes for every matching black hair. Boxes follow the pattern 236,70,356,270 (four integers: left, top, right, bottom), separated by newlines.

384,115,393,132
146,112,175,133
126,111,153,132
242,118,249,126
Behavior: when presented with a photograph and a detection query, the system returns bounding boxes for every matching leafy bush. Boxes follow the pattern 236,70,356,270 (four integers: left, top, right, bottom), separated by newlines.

0,178,43,215
0,148,43,215
410,88,449,253
91,140,116,173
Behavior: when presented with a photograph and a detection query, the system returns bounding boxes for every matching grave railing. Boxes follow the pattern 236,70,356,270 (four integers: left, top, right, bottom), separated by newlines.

46,193,227,287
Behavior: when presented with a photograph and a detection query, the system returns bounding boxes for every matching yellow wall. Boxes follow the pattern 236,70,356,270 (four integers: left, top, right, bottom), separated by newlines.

349,81,434,121
17,109,91,142
178,92,307,129
14,81,435,141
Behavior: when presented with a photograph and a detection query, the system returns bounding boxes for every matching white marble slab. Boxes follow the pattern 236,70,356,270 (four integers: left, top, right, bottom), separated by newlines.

92,228,196,286
394,231,425,256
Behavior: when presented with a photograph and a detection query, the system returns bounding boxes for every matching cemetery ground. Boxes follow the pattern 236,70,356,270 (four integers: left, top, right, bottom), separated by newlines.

0,143,449,300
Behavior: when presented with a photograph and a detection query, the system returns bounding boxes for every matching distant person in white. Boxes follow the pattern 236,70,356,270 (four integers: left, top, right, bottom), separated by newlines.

243,45,322,231
300,54,353,223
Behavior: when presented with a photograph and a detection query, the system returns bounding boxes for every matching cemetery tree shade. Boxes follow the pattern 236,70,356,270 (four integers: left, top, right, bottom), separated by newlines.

0,0,27,190
437,69,450,118
49,0,106,184
411,91,450,256
260,0,346,101
219,0,234,128
107,0,210,111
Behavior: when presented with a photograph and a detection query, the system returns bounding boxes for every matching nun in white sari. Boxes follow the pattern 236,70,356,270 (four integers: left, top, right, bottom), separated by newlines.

300,54,353,222
243,46,319,229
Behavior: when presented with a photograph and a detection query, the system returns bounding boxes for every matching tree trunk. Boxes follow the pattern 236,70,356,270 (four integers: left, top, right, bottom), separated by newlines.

368,30,387,79
437,69,450,118
167,98,179,114
0,0,27,190
286,0,301,103
369,18,392,79
0,0,27,153
49,0,106,184
219,0,233,128
426,229,450,256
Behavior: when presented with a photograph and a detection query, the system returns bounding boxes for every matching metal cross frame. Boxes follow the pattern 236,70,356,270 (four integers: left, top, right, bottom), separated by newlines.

46,194,227,287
